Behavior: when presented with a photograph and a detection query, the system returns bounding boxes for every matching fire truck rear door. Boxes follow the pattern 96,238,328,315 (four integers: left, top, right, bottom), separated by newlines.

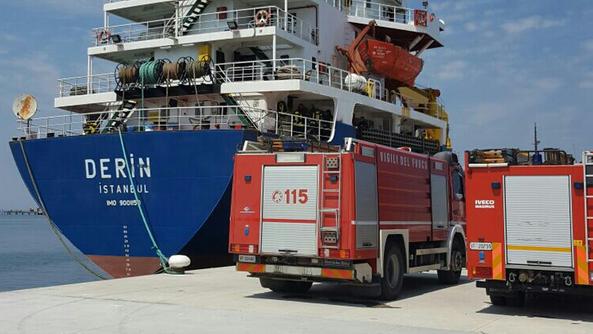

260,165,319,256
504,175,573,268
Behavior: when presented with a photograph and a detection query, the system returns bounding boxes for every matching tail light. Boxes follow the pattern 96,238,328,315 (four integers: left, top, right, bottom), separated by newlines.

339,249,350,259
230,244,258,254
472,266,492,279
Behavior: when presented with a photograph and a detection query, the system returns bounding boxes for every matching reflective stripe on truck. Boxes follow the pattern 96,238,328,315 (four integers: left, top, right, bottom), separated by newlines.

236,262,373,283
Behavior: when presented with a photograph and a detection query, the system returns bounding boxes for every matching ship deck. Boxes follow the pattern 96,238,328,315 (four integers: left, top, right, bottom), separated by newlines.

1,267,592,333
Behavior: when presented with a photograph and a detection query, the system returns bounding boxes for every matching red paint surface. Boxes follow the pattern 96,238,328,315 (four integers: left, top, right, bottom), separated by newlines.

88,255,161,278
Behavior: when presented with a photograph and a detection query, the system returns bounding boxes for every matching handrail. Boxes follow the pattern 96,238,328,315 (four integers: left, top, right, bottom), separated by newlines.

18,106,334,142
92,6,318,46
214,58,385,101
322,0,439,29
56,58,388,102
348,0,415,25
57,73,116,97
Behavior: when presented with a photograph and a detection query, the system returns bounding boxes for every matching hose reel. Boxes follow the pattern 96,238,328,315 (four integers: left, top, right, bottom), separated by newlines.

115,62,140,89
114,55,214,89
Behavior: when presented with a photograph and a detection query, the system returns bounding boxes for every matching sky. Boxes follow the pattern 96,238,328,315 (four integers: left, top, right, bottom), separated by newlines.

0,0,592,208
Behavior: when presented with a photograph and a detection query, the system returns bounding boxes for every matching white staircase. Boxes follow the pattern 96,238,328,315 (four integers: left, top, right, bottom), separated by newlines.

164,0,213,37
179,0,213,35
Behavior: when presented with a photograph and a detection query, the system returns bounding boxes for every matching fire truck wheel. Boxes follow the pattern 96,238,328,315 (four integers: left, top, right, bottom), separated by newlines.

505,292,525,307
380,245,404,300
259,277,312,294
437,241,464,284
489,294,507,306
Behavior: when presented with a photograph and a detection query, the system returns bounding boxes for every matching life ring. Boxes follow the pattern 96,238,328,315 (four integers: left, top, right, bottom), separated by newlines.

96,29,111,45
255,10,270,27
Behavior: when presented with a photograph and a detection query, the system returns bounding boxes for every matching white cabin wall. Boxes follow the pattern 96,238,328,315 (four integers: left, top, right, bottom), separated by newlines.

155,46,196,60
316,3,354,66
288,7,316,28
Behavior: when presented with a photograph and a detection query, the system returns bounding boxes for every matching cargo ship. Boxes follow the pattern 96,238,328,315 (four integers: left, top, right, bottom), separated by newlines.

10,0,450,278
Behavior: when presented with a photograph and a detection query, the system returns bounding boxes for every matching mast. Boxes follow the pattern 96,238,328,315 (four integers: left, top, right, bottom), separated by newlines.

533,122,540,152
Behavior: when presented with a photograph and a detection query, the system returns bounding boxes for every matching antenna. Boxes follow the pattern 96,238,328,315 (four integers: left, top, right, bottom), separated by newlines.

12,94,38,120
533,122,540,151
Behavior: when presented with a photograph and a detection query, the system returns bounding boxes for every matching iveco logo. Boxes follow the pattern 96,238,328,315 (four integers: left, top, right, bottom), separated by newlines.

474,200,495,209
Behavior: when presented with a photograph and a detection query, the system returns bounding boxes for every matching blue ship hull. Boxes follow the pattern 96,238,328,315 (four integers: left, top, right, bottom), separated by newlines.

9,130,256,277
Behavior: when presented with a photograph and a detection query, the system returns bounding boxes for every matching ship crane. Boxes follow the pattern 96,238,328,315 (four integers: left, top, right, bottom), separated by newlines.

336,20,378,75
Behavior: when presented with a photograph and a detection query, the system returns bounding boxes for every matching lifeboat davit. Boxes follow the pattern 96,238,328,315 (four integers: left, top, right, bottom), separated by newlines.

358,39,424,87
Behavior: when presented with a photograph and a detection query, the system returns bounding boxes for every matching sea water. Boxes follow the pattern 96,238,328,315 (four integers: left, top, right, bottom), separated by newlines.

0,215,102,292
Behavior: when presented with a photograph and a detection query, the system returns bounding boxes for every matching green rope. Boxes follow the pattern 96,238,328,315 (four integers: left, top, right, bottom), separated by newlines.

116,128,172,272
18,140,108,280
139,60,160,85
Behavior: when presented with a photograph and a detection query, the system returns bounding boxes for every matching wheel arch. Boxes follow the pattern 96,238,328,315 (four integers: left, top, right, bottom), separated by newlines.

446,224,466,270
378,229,409,277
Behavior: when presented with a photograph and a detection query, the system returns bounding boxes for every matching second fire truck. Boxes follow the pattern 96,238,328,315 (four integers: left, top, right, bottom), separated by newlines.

466,149,593,306
229,139,466,299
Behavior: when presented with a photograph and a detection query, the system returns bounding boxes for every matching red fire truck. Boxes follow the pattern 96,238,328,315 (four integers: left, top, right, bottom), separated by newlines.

229,139,466,299
466,149,593,306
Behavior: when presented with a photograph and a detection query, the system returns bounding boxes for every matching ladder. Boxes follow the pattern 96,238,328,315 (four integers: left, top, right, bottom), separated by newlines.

584,151,593,263
102,100,138,133
179,0,213,35
319,154,342,248
165,0,212,37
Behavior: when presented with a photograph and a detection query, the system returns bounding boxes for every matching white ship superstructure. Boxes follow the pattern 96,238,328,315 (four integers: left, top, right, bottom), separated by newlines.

47,0,448,151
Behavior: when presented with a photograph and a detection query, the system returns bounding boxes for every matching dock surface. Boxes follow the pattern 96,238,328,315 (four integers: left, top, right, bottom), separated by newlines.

1,267,592,333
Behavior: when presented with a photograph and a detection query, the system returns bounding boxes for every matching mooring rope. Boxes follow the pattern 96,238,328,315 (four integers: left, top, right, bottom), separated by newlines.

186,59,207,80
17,140,108,280
163,62,181,82
118,65,138,86
139,60,161,86
116,128,172,273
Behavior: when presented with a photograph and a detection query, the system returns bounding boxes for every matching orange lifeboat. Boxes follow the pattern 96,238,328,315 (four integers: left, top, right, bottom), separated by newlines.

337,20,424,87
358,39,424,87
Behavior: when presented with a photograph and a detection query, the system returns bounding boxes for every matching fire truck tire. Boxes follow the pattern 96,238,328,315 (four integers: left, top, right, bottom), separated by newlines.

437,245,464,284
505,292,525,307
489,294,507,306
380,245,405,300
259,277,312,294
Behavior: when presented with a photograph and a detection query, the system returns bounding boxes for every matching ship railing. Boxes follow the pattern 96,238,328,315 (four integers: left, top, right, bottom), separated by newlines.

348,1,415,25
92,6,318,46
214,58,385,101
17,106,333,142
322,0,438,28
57,73,117,98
